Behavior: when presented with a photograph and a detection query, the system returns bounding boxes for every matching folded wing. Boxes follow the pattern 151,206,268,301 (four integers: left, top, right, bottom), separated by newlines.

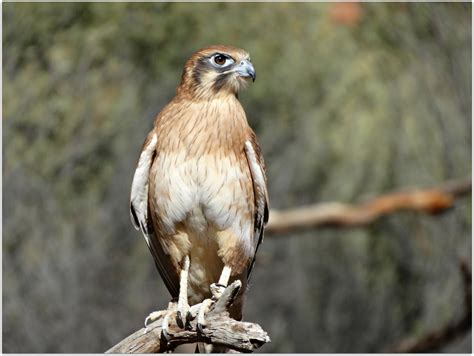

130,131,179,297
244,131,269,281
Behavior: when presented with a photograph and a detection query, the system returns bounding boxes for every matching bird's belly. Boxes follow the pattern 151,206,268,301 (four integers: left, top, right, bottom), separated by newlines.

153,152,251,234
152,152,253,301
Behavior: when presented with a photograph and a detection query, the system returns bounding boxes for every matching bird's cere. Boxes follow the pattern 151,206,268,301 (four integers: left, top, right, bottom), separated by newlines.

234,59,256,82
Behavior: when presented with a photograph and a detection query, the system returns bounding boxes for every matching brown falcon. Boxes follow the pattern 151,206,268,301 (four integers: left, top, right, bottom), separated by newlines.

130,45,269,342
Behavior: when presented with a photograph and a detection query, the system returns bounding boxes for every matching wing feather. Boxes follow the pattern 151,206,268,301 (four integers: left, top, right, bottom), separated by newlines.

130,131,179,297
244,132,269,281
130,132,158,242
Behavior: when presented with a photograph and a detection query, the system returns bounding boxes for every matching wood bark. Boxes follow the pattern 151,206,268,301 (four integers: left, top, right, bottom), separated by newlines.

266,176,471,234
106,281,270,353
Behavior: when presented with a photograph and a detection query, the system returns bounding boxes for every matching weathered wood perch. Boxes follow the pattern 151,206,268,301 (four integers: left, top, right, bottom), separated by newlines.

106,281,270,353
384,259,471,353
266,176,471,234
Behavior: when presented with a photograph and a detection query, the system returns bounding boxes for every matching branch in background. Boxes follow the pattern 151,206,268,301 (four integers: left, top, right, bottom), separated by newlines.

384,259,471,353
266,176,471,235
106,281,270,353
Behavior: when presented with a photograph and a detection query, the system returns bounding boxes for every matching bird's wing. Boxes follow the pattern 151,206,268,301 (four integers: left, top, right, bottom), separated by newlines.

244,131,269,281
130,131,157,237
130,130,179,297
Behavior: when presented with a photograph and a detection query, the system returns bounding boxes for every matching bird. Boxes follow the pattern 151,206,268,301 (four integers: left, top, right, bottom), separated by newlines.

129,45,269,349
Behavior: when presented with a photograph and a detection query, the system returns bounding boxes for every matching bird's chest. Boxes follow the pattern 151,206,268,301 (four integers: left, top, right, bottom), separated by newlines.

150,150,252,234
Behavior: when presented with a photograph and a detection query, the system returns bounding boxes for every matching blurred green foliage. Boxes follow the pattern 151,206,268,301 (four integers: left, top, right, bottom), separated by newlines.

3,3,471,353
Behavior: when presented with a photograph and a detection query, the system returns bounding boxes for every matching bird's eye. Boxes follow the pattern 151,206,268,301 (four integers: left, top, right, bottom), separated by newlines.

211,54,234,67
214,55,226,65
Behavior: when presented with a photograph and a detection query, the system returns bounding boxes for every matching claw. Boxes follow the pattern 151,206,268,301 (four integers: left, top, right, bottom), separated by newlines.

197,322,205,335
144,310,166,332
176,301,190,329
144,316,152,329
185,311,193,330
196,298,213,335
176,310,184,329
161,328,171,343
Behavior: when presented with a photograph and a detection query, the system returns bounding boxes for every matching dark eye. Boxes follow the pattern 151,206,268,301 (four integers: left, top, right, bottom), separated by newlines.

211,54,234,67
214,54,226,65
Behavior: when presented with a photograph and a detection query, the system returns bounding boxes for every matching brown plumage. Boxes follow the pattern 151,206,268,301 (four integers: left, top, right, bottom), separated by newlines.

130,45,268,332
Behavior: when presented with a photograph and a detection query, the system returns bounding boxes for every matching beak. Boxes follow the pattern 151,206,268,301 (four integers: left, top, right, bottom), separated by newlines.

235,59,256,82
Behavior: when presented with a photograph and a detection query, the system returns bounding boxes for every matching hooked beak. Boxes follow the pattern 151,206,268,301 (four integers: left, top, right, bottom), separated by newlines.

235,59,256,82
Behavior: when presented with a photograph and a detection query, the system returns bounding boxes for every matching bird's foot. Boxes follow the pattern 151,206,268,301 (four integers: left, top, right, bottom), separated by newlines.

144,301,177,340
176,299,191,330
210,282,227,300
195,298,214,334
191,281,227,332
144,310,167,329
182,297,217,334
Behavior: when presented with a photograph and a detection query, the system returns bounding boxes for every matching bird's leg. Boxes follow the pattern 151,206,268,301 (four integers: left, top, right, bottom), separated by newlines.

195,265,232,332
210,265,232,300
176,255,191,329
143,256,191,336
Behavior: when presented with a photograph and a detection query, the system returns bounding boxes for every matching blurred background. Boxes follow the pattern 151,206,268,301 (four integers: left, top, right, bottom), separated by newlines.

2,2,471,353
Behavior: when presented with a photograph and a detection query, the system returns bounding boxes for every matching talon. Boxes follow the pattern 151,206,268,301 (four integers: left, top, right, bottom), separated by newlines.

185,311,193,330
176,303,190,329
176,310,184,328
161,328,171,343
144,310,165,328
196,298,213,332
197,322,205,335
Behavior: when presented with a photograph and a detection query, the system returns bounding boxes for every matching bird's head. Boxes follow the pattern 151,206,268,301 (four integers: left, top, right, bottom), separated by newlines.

177,45,256,100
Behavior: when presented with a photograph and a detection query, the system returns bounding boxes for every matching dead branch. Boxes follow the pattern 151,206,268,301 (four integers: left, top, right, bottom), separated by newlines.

384,259,472,353
266,176,471,234
106,281,270,353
